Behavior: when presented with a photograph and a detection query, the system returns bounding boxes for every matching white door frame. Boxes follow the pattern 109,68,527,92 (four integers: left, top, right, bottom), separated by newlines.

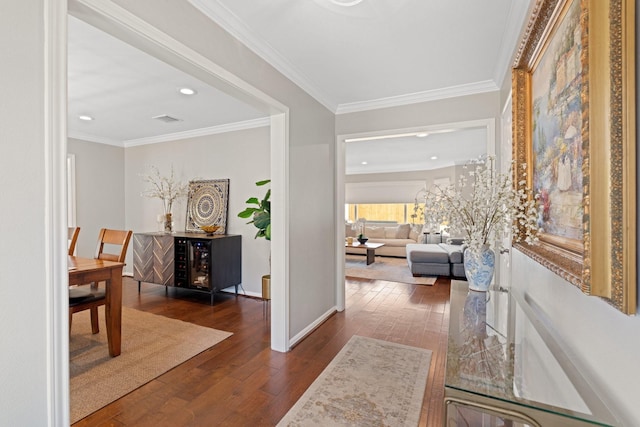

335,119,496,306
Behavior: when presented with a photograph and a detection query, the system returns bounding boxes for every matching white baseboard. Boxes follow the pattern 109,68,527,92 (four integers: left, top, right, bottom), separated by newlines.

289,306,338,347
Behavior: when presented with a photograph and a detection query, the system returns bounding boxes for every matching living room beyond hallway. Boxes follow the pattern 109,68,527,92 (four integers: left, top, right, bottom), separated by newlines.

71,275,451,426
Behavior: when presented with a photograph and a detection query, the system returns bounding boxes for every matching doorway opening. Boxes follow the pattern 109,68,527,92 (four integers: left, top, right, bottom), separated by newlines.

336,119,496,310
53,1,291,423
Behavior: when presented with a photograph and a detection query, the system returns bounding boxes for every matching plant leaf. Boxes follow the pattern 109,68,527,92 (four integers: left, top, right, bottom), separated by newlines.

238,207,259,218
253,211,270,229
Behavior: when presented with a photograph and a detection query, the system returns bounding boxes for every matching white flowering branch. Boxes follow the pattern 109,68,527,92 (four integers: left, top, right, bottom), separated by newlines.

139,165,188,215
417,156,539,252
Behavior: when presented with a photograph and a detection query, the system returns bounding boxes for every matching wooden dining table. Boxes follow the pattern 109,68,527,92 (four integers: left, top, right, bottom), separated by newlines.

68,256,125,357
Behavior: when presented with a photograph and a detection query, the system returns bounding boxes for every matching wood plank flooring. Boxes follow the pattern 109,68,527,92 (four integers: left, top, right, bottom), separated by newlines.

72,274,451,426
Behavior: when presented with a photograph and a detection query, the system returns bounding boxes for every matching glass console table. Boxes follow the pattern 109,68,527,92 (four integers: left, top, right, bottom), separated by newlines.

444,280,619,426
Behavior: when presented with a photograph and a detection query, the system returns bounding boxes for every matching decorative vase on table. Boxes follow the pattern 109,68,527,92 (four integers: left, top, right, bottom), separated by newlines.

164,212,173,233
463,245,495,292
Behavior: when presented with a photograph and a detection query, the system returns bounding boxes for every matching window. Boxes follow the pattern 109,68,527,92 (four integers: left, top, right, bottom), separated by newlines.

346,203,425,224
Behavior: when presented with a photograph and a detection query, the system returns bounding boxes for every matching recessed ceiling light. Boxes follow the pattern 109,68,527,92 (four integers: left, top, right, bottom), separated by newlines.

78,115,94,121
430,156,438,160
178,87,197,95
361,161,368,165
416,133,429,138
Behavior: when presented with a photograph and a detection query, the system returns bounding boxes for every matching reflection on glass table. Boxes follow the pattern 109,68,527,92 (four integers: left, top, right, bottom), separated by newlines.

447,400,535,427
444,281,618,427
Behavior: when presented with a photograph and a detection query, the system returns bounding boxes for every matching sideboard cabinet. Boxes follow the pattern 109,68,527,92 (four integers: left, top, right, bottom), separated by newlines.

132,233,175,288
133,232,241,304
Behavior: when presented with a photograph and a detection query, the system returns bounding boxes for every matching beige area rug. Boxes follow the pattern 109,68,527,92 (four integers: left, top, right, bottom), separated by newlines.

345,254,437,285
69,307,232,424
277,335,432,427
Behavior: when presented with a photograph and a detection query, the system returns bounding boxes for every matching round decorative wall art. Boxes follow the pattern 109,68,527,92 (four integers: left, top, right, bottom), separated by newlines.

185,179,229,234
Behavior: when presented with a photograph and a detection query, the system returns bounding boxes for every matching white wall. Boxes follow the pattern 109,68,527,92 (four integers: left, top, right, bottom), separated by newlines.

124,126,271,296
69,128,272,297
0,1,64,425
68,138,125,258
512,250,640,424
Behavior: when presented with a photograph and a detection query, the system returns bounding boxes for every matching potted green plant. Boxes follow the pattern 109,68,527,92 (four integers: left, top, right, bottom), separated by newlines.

238,179,271,240
238,179,271,299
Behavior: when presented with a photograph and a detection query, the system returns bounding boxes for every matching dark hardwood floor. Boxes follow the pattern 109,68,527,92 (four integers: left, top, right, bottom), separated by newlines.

72,273,451,426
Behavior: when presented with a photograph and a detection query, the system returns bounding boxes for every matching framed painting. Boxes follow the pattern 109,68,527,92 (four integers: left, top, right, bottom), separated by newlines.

185,179,230,234
512,0,636,313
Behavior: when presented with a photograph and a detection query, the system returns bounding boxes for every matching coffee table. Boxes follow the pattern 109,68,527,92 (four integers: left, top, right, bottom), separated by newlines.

345,242,385,265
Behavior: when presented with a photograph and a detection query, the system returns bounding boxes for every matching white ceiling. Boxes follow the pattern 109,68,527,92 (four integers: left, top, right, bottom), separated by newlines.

190,0,531,112
67,0,531,167
67,15,266,146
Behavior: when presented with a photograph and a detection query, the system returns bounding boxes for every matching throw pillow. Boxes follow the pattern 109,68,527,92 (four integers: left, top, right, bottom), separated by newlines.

396,223,411,239
366,226,386,238
384,226,398,238
409,225,422,243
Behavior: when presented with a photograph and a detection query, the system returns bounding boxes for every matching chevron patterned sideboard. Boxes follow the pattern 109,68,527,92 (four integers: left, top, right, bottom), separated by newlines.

133,233,175,289
132,232,242,305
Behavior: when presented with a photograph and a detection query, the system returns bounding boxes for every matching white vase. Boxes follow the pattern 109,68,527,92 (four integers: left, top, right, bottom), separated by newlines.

463,245,495,292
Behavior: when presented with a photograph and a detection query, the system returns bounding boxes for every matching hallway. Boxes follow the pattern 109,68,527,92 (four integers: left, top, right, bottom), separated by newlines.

72,276,451,426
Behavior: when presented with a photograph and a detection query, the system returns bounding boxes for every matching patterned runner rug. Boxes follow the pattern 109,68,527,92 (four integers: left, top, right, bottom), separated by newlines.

345,254,437,285
69,306,232,424
277,335,432,426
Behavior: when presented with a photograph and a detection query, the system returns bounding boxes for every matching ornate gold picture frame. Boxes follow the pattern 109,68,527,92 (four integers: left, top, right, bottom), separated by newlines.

512,0,636,314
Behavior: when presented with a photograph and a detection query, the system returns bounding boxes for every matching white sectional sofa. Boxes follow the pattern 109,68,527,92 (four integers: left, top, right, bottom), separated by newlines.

345,222,424,258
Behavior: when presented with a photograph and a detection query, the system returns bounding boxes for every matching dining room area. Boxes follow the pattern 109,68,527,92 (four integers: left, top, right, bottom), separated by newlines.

66,224,235,423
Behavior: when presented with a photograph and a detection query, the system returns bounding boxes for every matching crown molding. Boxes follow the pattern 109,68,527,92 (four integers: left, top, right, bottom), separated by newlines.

69,117,270,147
336,80,500,114
68,131,124,147
123,117,270,147
189,0,337,112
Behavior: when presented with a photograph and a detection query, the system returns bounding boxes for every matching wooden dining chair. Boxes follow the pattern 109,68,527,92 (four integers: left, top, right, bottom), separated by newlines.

69,228,132,333
68,226,80,256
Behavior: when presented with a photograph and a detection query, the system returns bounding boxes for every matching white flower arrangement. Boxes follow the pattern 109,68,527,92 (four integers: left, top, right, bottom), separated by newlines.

417,156,539,253
139,165,188,215
352,218,367,238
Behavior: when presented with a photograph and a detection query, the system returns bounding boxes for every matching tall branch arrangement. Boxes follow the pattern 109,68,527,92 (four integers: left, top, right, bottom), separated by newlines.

140,165,188,214
418,157,539,252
